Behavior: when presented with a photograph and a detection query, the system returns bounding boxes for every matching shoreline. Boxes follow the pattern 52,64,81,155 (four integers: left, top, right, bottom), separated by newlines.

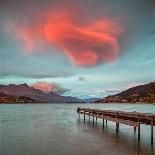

0,102,154,105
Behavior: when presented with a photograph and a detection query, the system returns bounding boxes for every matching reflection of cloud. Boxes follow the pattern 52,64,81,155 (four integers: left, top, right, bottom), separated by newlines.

30,81,70,94
78,77,87,82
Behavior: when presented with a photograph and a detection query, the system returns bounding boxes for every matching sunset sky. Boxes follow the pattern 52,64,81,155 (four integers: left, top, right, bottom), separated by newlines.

0,0,155,99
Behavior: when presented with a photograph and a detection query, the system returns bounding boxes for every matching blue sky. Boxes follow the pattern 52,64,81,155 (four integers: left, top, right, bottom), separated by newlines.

0,0,155,98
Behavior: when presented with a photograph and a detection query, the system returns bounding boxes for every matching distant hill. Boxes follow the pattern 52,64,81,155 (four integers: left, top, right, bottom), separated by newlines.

0,93,40,103
96,81,155,103
0,84,83,103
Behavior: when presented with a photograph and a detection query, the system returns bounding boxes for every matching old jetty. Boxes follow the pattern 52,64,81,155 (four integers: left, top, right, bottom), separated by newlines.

77,107,155,145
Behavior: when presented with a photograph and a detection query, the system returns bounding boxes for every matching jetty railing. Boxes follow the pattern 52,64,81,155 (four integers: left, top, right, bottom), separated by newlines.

77,107,155,145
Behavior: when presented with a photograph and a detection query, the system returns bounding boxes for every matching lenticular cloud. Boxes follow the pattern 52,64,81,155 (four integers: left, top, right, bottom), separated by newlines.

13,5,124,67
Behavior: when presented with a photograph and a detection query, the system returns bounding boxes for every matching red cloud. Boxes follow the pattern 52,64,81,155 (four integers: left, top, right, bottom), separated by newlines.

30,82,69,94
12,3,124,67
30,82,55,93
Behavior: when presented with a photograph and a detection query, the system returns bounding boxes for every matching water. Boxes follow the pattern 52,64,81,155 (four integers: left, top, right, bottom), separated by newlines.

0,103,155,155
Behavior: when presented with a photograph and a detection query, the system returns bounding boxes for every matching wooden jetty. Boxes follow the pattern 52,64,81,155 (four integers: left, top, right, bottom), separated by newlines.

77,107,155,145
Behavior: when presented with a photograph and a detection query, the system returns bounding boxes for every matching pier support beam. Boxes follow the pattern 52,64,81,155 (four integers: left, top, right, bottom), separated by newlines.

151,116,154,145
134,111,136,132
103,119,104,128
138,115,140,142
116,123,119,133
93,115,94,125
116,111,119,133
84,110,85,123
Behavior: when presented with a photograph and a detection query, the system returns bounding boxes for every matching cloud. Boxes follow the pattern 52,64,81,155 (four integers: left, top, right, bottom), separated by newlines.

105,89,120,93
95,88,120,94
12,2,124,67
128,83,144,88
78,77,87,82
1,71,73,79
30,81,70,94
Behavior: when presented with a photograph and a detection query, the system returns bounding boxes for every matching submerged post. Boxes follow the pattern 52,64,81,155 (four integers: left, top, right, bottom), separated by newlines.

151,115,154,145
84,109,85,122
116,111,119,132
134,111,136,132
93,111,95,125
138,114,141,142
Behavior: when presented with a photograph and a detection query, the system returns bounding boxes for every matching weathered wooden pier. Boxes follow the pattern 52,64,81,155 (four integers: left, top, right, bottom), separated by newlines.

77,107,155,145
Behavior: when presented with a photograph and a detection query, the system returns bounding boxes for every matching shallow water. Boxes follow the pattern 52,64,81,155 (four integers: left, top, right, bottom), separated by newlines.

0,103,155,155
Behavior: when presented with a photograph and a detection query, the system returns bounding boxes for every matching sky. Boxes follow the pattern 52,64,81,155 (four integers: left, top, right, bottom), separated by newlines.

0,0,155,99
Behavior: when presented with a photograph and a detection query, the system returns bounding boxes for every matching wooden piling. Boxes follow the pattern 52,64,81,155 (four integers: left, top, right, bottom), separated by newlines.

138,114,140,142
116,111,119,132
93,115,94,125
84,109,85,123
134,111,136,132
151,115,154,145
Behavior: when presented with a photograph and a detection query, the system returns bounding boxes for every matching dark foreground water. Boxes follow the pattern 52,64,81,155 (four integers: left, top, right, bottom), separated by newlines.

0,104,155,155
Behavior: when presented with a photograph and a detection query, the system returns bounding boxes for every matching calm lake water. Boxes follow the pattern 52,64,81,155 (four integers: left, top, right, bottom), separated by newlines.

0,103,155,155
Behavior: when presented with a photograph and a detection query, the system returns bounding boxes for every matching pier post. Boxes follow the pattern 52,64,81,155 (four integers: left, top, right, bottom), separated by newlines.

138,114,141,142
103,119,104,128
84,109,85,123
151,116,154,145
93,111,94,125
134,111,136,132
134,127,136,132
89,114,90,123
116,111,119,133
106,120,107,125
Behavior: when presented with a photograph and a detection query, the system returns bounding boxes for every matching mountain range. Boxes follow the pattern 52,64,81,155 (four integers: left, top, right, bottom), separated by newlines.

1,81,155,103
0,84,82,103
96,81,155,103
